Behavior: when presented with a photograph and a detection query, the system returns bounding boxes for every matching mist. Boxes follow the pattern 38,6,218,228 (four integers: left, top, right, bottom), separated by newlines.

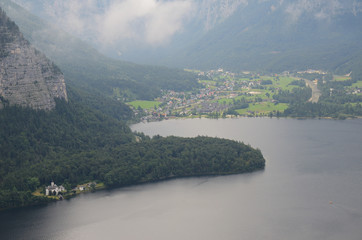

10,0,362,63
15,0,194,48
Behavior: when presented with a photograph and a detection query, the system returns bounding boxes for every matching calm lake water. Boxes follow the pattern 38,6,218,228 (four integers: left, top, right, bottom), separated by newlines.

1,118,361,240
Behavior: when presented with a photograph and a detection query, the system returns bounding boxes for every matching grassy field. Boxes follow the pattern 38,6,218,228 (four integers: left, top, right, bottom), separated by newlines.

32,188,43,197
352,80,362,88
216,95,255,105
128,100,161,110
200,80,217,85
237,78,252,82
236,102,289,115
271,76,299,90
32,188,60,199
334,75,351,81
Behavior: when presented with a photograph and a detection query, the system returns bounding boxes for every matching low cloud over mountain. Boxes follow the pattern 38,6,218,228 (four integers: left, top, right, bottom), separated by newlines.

14,0,194,46
10,0,362,73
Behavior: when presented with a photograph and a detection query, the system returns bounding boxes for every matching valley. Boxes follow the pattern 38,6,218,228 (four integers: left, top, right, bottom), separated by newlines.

128,69,362,121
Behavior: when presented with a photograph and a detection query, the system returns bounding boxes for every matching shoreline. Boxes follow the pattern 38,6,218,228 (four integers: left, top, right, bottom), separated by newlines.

132,114,362,125
2,168,266,212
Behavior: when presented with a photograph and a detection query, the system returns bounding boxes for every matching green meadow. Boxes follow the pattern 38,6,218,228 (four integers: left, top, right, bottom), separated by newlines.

351,80,362,88
128,100,161,110
334,75,351,81
236,102,289,115
271,76,300,90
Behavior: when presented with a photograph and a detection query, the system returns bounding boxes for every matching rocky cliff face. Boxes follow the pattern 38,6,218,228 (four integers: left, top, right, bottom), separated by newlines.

0,8,67,110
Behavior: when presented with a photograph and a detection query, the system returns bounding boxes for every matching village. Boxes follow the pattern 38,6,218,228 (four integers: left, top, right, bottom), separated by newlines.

131,69,290,121
129,68,362,121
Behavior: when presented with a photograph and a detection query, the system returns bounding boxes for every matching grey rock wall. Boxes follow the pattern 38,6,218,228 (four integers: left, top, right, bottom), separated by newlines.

0,8,67,110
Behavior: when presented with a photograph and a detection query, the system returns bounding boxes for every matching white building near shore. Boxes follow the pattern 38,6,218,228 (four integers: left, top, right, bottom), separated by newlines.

45,181,65,196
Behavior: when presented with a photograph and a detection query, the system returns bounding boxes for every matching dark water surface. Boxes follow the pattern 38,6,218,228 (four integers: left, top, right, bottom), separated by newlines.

1,118,361,240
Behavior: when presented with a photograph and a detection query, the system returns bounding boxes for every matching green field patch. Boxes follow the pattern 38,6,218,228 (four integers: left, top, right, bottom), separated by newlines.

199,80,217,85
247,89,272,98
260,76,274,80
128,100,161,110
348,103,362,107
247,90,263,95
32,188,43,197
216,93,251,104
274,76,299,90
216,90,274,104
216,96,243,104
236,102,289,115
236,78,252,82
334,75,351,81
351,80,362,88
216,98,234,104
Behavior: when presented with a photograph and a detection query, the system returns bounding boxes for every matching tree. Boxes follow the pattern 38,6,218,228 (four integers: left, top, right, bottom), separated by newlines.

90,183,96,192
26,177,40,192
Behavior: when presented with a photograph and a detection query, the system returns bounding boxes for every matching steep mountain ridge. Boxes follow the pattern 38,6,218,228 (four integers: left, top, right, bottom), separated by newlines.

0,7,67,110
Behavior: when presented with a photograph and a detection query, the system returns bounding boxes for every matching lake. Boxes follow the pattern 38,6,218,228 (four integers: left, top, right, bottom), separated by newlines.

1,118,361,240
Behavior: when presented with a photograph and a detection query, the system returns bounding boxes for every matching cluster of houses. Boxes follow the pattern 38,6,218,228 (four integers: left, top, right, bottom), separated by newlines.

45,181,65,196
74,182,97,192
135,68,356,121
134,70,275,121
45,181,97,196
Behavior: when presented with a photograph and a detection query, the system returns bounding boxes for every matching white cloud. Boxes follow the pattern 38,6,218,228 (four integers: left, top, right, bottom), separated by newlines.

144,1,193,44
18,0,194,47
99,0,193,45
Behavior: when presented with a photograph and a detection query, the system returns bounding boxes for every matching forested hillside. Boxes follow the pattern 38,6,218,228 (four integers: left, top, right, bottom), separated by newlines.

163,0,362,77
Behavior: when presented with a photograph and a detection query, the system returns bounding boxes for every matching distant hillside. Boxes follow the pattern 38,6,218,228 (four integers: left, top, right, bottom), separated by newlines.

164,0,362,77
0,0,199,101
13,0,362,78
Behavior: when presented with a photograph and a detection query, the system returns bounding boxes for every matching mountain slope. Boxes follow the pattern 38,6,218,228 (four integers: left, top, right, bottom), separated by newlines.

9,0,362,78
163,0,362,75
0,7,67,110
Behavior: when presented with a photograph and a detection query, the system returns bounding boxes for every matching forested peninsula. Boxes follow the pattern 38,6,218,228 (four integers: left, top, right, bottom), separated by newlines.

0,91,265,209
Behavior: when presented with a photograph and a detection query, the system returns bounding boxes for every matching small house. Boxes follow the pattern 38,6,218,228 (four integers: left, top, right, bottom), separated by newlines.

45,181,65,196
